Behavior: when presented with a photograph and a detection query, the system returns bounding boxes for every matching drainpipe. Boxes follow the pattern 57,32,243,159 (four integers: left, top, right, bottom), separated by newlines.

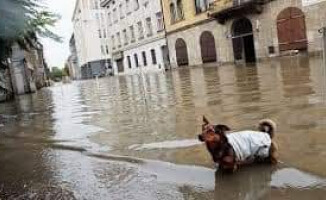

159,0,172,71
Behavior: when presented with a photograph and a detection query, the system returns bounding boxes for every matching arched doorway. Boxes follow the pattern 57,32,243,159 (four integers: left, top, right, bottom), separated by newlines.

231,18,256,63
175,38,189,66
200,31,217,63
277,7,307,52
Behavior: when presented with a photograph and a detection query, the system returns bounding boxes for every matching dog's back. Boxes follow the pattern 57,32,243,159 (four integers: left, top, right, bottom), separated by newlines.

226,131,271,162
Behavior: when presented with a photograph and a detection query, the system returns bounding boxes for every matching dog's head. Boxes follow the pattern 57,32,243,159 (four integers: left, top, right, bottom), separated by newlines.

198,116,231,143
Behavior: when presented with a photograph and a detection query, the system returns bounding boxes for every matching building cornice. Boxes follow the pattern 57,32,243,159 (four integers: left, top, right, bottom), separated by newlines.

166,18,216,36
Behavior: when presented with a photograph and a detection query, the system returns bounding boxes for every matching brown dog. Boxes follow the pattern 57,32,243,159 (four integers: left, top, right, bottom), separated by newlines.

198,116,278,172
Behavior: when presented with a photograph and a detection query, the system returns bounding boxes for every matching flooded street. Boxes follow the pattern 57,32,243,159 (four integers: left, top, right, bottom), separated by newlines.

1,57,326,199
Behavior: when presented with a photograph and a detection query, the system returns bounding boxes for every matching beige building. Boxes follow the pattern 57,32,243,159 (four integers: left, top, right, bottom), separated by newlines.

162,0,326,68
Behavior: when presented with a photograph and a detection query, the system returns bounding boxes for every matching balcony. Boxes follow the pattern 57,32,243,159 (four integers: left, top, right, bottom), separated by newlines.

208,0,269,24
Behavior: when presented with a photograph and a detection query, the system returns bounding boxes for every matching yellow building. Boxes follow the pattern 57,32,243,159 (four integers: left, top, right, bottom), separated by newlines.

161,0,235,68
162,0,326,68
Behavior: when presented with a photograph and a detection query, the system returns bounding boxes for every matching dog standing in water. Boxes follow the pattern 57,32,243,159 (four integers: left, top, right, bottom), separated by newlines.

198,116,278,172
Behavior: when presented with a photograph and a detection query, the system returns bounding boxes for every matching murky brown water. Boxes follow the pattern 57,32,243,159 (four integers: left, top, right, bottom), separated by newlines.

1,56,326,199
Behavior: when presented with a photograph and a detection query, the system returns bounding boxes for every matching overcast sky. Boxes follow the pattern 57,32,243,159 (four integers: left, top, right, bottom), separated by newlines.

41,0,77,68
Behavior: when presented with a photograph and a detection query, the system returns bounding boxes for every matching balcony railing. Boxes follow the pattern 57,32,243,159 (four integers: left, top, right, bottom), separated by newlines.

208,0,234,13
208,0,268,24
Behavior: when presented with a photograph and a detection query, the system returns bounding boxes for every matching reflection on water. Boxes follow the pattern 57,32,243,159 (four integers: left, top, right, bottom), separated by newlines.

1,57,326,199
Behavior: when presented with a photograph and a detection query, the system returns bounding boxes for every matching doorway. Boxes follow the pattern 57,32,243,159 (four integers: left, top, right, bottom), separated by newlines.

175,38,189,66
200,31,217,63
232,18,256,63
116,59,124,73
277,7,307,52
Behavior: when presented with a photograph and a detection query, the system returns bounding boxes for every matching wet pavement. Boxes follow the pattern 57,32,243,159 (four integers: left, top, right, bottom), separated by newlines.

1,56,326,199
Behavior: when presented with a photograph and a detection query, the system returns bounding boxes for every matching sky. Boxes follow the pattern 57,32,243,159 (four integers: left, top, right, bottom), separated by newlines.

41,0,77,68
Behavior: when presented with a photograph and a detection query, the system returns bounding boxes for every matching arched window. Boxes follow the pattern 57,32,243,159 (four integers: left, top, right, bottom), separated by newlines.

177,0,184,20
170,3,176,24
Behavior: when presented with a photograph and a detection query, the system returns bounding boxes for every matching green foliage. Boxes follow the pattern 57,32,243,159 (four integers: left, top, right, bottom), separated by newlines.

0,0,61,63
50,67,63,81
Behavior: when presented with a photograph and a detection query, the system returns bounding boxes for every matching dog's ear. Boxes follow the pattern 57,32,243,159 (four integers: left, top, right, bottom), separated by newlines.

203,116,210,125
202,116,211,131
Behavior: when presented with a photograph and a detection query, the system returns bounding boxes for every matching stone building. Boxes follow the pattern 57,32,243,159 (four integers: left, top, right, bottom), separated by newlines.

0,63,13,102
100,0,170,75
9,41,49,96
72,0,111,79
162,0,326,68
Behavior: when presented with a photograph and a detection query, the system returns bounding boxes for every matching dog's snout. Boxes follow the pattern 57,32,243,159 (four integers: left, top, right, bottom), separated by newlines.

198,134,204,142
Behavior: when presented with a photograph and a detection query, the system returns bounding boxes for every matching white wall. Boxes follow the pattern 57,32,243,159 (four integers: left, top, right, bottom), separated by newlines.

102,0,167,75
72,0,111,68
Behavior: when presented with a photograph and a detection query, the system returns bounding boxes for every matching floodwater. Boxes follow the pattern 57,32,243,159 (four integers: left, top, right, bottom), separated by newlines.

1,56,326,199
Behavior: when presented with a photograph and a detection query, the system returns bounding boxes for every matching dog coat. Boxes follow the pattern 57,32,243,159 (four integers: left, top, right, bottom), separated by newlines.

225,131,271,162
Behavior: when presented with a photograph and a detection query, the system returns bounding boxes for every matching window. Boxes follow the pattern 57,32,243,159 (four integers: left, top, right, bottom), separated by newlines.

101,45,105,55
94,0,99,9
103,29,107,38
130,25,135,42
108,13,112,25
156,12,164,31
142,51,147,66
112,35,116,49
137,21,144,39
151,49,157,64
134,0,139,11
170,3,176,24
100,13,104,22
91,0,96,9
123,29,128,45
98,29,102,38
134,54,139,67
117,32,121,47
145,17,153,37
177,0,184,20
195,0,209,13
106,45,109,54
119,4,124,19
127,56,132,68
113,8,118,22
126,0,131,14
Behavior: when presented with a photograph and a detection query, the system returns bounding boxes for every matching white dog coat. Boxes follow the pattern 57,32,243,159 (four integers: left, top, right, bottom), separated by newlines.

225,131,272,162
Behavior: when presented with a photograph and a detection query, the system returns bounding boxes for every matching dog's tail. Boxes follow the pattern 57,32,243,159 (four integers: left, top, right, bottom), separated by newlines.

258,119,276,139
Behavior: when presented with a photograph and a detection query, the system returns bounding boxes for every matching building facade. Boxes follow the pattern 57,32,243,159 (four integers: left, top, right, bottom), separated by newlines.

9,41,49,95
162,0,326,68
72,0,111,79
101,0,169,75
0,63,13,102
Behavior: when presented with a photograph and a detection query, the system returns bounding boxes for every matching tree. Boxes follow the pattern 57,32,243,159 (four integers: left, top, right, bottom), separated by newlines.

0,0,61,65
50,67,63,81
